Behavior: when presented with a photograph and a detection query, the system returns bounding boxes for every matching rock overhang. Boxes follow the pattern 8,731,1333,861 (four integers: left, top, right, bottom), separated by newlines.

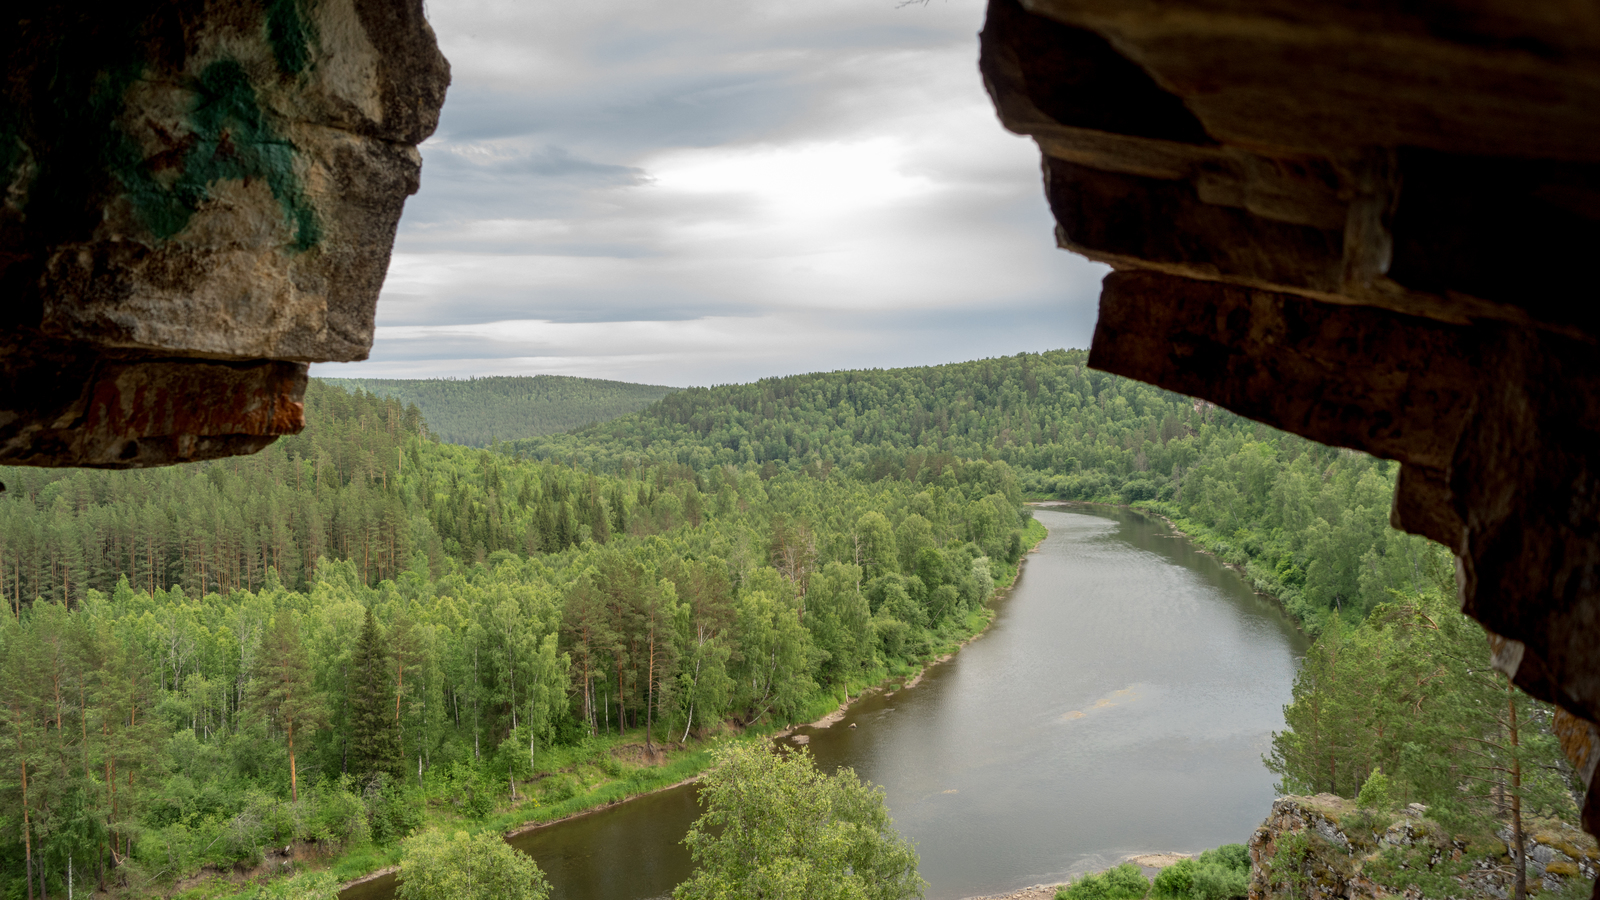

1,0,448,468
979,0,1600,848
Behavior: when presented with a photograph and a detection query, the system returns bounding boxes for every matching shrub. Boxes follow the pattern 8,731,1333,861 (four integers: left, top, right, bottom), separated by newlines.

1122,480,1159,503
1357,768,1393,811
872,613,910,659
1104,863,1153,899
1151,847,1249,900
1265,831,1313,900
443,762,496,820
1152,859,1197,898
675,743,924,900
1194,845,1250,900
1190,863,1248,900
367,779,425,845
398,830,551,900
1058,864,1149,900
257,870,341,900
306,779,369,847
1198,845,1250,874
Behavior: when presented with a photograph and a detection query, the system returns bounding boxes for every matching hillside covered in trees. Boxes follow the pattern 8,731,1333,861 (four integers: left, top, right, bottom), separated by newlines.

0,358,1567,900
0,382,1036,897
319,375,678,447
510,350,1444,633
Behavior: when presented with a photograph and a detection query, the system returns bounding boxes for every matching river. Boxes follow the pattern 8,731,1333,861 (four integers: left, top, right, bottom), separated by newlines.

342,506,1307,900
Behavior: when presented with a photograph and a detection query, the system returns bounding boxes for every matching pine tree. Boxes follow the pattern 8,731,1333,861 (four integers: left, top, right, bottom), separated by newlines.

251,611,326,802
348,607,402,784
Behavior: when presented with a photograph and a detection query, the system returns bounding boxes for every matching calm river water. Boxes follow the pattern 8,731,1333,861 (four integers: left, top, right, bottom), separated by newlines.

341,506,1306,900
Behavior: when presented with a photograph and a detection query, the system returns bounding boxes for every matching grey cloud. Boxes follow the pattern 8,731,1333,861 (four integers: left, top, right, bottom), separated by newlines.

334,293,1103,386
356,0,1101,385
376,282,755,327
422,145,647,184
432,73,804,151
403,143,651,225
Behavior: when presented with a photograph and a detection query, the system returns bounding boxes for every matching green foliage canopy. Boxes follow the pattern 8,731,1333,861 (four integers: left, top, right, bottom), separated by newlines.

398,829,551,900
675,742,924,900
0,380,1031,894
1058,863,1149,900
507,350,1447,633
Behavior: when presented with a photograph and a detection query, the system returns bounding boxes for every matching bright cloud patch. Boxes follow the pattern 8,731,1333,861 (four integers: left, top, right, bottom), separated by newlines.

314,0,1108,386
649,139,933,223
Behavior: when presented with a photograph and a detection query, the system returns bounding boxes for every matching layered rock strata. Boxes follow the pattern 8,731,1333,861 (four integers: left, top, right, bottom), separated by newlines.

1,0,448,467
980,0,1600,843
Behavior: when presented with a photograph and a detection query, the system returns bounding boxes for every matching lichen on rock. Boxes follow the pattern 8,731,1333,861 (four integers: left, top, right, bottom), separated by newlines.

0,0,448,467
1248,796,1597,900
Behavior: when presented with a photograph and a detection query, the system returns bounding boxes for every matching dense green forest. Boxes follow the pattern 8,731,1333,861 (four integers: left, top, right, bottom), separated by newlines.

318,376,677,447
0,356,1574,900
0,382,1036,897
510,350,1445,632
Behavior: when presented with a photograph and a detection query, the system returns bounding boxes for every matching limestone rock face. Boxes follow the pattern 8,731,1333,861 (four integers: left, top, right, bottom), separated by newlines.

1,0,448,466
1247,796,1600,900
980,0,1600,843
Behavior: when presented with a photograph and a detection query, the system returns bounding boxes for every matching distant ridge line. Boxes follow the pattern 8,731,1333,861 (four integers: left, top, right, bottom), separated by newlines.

317,374,680,447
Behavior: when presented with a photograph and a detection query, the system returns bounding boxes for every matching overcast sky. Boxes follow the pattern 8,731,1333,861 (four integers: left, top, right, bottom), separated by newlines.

310,0,1109,387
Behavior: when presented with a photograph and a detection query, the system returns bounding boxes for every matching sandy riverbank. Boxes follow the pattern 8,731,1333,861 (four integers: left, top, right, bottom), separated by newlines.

960,884,1067,900
956,852,1192,900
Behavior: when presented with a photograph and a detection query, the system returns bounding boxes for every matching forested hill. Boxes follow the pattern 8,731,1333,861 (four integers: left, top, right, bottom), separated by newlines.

510,350,1450,632
0,380,1036,895
319,375,679,446
508,350,1264,497
0,365,1545,900
510,350,1142,480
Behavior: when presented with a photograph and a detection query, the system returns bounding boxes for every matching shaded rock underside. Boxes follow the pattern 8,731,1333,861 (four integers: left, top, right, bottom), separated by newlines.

980,0,1600,845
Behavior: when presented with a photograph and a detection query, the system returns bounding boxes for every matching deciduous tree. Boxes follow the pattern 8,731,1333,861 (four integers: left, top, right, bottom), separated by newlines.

398,829,550,900
676,743,924,900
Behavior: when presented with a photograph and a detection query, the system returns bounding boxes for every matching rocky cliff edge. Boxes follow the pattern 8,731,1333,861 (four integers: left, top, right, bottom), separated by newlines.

1248,796,1597,900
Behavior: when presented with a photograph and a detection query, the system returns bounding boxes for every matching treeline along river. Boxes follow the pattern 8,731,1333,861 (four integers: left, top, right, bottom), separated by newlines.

342,506,1307,900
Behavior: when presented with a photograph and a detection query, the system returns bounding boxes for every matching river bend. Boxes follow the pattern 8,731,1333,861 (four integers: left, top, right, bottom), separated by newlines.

343,506,1306,900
